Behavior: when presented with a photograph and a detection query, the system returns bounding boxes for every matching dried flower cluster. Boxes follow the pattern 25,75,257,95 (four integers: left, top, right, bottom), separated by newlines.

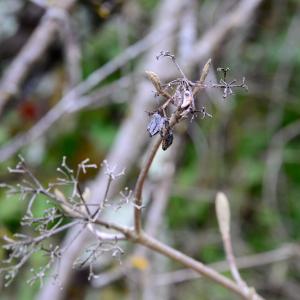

146,51,248,150
0,156,131,287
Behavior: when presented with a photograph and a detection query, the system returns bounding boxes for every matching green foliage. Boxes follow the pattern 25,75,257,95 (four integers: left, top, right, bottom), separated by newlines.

82,23,122,78
139,0,159,11
167,196,210,229
200,244,223,264
0,193,24,229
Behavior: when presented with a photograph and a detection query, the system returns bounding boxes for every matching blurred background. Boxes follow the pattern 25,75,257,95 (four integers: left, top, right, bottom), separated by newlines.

0,0,300,299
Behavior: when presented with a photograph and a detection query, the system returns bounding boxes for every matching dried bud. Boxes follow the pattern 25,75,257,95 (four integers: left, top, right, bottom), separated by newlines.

215,192,230,239
199,58,212,85
145,71,162,92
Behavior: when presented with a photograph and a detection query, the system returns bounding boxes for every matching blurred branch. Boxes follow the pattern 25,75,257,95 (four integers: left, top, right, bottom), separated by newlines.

267,10,300,130
263,120,300,206
190,0,263,64
61,10,81,89
153,243,300,286
0,22,174,162
0,0,77,115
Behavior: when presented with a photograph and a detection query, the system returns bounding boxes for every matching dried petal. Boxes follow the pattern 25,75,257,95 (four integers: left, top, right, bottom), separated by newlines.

181,90,193,109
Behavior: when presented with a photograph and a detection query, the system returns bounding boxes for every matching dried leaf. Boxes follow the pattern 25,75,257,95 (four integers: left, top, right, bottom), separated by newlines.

147,113,166,137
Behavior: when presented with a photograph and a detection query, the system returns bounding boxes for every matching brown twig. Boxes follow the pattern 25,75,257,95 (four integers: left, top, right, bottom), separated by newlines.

134,137,162,235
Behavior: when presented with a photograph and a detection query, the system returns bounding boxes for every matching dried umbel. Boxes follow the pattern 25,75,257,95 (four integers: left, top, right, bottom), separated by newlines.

213,67,248,99
0,156,129,287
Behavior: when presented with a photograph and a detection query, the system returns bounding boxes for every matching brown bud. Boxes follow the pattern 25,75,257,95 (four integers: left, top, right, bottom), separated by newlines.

145,71,162,92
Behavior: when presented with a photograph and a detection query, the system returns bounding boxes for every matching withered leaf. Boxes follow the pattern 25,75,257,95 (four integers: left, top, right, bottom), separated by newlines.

147,113,167,137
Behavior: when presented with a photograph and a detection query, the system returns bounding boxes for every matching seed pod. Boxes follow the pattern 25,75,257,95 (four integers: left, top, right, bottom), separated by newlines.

162,130,173,151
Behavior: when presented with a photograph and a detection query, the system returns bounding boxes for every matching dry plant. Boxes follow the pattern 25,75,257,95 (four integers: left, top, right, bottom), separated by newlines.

0,54,261,299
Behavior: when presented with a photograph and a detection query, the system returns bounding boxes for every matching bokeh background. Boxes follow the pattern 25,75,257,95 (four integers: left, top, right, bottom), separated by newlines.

0,0,300,299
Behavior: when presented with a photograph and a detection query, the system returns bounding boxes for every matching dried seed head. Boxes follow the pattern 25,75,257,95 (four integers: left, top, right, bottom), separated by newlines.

161,130,173,151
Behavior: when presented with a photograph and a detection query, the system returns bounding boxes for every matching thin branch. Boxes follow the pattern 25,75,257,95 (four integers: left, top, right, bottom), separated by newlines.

4,220,81,247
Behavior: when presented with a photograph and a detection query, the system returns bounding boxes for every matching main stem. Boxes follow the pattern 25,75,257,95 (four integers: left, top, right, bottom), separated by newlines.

134,137,162,235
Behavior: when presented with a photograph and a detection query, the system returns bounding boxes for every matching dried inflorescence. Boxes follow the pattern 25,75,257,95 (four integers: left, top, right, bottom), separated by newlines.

213,67,248,99
145,52,248,150
74,239,124,281
0,156,128,287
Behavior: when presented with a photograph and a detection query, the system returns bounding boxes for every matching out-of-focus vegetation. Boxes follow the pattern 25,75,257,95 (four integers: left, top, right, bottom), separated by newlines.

0,0,300,299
